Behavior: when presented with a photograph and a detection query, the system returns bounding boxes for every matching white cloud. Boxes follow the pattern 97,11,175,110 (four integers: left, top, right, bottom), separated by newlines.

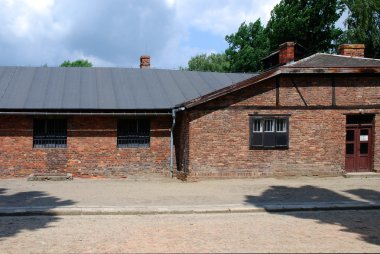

0,0,280,68
171,0,279,36
25,0,54,14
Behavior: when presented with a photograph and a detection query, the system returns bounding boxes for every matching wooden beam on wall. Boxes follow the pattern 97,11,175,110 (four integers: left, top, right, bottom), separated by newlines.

332,76,336,107
290,77,308,107
276,77,280,107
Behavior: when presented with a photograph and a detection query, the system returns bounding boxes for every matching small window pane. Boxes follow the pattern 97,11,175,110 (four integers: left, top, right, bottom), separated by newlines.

276,119,287,132
264,119,274,132
276,133,288,147
346,143,354,155
346,130,355,141
263,132,276,147
360,129,369,136
360,143,368,154
360,129,369,142
253,119,262,132
251,132,263,147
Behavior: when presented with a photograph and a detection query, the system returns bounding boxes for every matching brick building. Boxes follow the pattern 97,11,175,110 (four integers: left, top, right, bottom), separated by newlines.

1,43,380,179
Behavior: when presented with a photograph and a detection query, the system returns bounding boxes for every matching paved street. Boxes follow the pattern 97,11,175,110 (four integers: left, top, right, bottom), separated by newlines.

1,210,380,253
1,177,380,253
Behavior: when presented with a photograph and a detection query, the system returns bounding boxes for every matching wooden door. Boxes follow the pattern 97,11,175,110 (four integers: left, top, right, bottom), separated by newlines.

345,127,372,172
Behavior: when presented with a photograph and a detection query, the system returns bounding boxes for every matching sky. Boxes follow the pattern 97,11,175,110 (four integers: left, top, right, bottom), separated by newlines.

0,0,281,69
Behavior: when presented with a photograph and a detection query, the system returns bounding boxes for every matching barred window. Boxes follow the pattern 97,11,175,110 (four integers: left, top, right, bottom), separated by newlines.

33,119,67,148
264,119,275,132
117,119,150,148
250,117,289,149
252,119,262,132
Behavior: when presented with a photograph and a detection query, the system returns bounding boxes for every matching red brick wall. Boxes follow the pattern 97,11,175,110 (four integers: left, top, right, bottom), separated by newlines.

184,75,380,178
335,77,380,106
0,115,172,178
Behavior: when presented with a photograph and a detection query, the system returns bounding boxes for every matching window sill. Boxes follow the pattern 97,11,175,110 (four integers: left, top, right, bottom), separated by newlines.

249,146,288,150
33,147,68,149
117,146,150,149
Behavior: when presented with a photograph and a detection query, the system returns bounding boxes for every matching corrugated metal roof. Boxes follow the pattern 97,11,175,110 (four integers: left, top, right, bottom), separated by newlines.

287,53,380,68
0,67,255,110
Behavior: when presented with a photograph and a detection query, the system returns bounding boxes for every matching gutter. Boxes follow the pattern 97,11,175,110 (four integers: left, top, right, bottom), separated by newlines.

0,112,171,116
170,107,185,178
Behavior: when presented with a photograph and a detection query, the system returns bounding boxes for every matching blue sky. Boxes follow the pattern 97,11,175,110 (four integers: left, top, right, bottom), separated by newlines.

0,0,281,69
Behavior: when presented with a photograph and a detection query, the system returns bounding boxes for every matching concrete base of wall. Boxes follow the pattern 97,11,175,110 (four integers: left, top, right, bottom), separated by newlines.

27,173,73,181
344,172,380,178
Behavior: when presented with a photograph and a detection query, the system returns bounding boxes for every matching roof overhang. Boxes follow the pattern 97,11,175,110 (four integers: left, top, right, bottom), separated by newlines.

0,109,172,116
281,66,380,74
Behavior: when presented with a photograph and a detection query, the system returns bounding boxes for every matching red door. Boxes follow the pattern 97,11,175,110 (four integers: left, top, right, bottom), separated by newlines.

345,127,372,172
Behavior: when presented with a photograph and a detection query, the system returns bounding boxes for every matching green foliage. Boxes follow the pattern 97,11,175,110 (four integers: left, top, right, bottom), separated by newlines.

225,19,270,72
266,0,344,53
340,0,380,58
60,59,93,67
185,53,230,72
184,0,378,74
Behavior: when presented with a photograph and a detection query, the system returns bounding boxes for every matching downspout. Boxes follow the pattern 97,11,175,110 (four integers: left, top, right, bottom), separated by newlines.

170,107,185,178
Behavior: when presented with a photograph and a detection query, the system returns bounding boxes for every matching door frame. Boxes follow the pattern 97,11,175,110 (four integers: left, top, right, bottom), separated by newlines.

345,114,374,172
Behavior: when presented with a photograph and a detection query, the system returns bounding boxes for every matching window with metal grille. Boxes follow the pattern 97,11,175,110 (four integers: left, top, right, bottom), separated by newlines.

250,117,289,149
117,119,150,148
33,119,67,148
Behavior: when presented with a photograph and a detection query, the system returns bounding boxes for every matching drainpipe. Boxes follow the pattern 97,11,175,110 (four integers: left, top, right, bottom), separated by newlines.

170,107,185,178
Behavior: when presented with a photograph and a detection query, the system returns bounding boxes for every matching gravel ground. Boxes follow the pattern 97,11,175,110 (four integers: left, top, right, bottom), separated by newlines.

1,210,380,253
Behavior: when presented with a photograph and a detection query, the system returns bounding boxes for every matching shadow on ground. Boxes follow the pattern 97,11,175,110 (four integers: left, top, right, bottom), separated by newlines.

0,188,75,240
245,185,380,246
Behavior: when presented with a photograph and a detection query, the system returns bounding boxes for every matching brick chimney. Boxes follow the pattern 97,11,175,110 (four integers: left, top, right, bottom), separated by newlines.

140,55,150,69
279,42,295,65
338,44,365,57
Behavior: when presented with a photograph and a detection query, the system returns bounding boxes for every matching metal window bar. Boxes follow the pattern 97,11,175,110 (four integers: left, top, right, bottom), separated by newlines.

33,119,67,148
117,119,150,148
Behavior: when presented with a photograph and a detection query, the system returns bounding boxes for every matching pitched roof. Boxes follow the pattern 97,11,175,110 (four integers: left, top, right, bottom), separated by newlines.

0,67,255,110
183,53,380,108
287,53,380,68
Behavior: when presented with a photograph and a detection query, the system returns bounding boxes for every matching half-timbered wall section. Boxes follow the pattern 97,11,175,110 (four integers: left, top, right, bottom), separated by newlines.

180,75,380,178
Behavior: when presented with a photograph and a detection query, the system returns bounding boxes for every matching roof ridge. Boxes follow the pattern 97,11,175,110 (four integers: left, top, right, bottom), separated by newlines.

321,53,380,61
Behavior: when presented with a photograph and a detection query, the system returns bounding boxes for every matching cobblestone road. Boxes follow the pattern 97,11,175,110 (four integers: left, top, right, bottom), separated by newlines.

1,210,380,253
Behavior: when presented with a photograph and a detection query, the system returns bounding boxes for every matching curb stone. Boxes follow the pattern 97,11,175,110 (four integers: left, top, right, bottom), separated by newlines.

1,201,380,216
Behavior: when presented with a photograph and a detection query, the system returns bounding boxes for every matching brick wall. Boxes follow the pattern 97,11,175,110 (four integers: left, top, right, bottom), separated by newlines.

183,75,380,179
0,115,172,178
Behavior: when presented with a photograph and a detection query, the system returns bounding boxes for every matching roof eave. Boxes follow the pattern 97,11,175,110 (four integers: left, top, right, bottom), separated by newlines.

281,66,380,74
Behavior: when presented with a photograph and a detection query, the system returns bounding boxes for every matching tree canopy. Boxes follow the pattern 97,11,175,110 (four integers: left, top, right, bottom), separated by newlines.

225,19,269,72
340,0,380,58
266,0,343,53
60,59,93,67
184,0,379,73
184,53,230,72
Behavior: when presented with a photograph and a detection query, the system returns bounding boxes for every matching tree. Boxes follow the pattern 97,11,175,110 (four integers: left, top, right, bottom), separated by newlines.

183,53,230,72
60,59,93,67
340,0,380,58
225,19,270,72
266,0,344,53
